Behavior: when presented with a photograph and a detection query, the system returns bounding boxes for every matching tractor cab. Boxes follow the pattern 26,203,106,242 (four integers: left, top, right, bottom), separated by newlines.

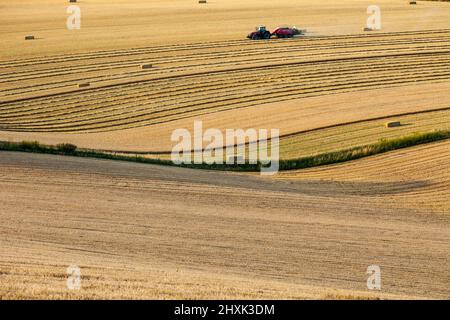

256,26,267,33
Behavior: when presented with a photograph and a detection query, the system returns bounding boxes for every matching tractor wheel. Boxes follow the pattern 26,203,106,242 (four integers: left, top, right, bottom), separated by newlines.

264,32,271,39
252,34,260,40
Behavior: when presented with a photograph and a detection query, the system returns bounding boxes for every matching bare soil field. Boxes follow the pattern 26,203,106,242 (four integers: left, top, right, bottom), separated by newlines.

1,0,450,300
0,149,449,299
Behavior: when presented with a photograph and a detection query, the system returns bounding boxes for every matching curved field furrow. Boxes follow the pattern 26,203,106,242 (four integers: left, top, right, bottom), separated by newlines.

2,40,450,133
2,28,450,68
2,69,450,132
3,48,450,102
2,46,450,95
3,55,450,122
4,52,450,116
3,35,450,82
3,30,450,100
2,78,450,133
4,44,450,98
3,67,450,130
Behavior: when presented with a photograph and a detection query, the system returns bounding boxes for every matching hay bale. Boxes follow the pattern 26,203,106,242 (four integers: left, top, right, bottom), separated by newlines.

199,0,207,3
69,0,77,3
140,64,153,70
24,35,35,40
363,27,373,32
77,82,90,88
385,121,401,128
409,1,417,5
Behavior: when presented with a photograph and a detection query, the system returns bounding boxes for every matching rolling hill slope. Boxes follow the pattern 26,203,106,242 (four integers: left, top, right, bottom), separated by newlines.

0,147,448,299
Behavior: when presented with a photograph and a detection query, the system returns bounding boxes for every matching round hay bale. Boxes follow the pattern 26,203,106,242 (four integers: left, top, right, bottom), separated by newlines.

25,35,35,40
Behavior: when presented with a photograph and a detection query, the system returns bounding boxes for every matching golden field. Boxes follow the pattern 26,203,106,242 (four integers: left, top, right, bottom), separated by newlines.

0,0,449,299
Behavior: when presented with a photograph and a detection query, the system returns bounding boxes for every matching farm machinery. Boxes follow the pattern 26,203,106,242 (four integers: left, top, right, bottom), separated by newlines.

272,26,304,38
247,26,272,40
247,26,305,40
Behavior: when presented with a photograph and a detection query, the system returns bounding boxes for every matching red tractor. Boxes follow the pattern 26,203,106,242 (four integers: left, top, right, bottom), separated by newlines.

272,26,303,38
247,26,272,40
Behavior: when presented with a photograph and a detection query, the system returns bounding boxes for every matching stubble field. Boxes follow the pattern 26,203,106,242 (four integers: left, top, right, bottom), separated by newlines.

0,0,449,299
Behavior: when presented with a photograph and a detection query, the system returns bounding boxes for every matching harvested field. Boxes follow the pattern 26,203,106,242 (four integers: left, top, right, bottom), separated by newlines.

120,108,450,161
278,140,450,214
1,1,450,152
2,30,450,152
0,150,449,299
2,0,450,58
278,109,450,159
1,0,450,300
2,82,450,152
3,30,450,133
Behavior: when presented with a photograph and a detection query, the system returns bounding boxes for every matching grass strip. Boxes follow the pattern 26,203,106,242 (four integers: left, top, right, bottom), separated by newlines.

1,130,449,172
